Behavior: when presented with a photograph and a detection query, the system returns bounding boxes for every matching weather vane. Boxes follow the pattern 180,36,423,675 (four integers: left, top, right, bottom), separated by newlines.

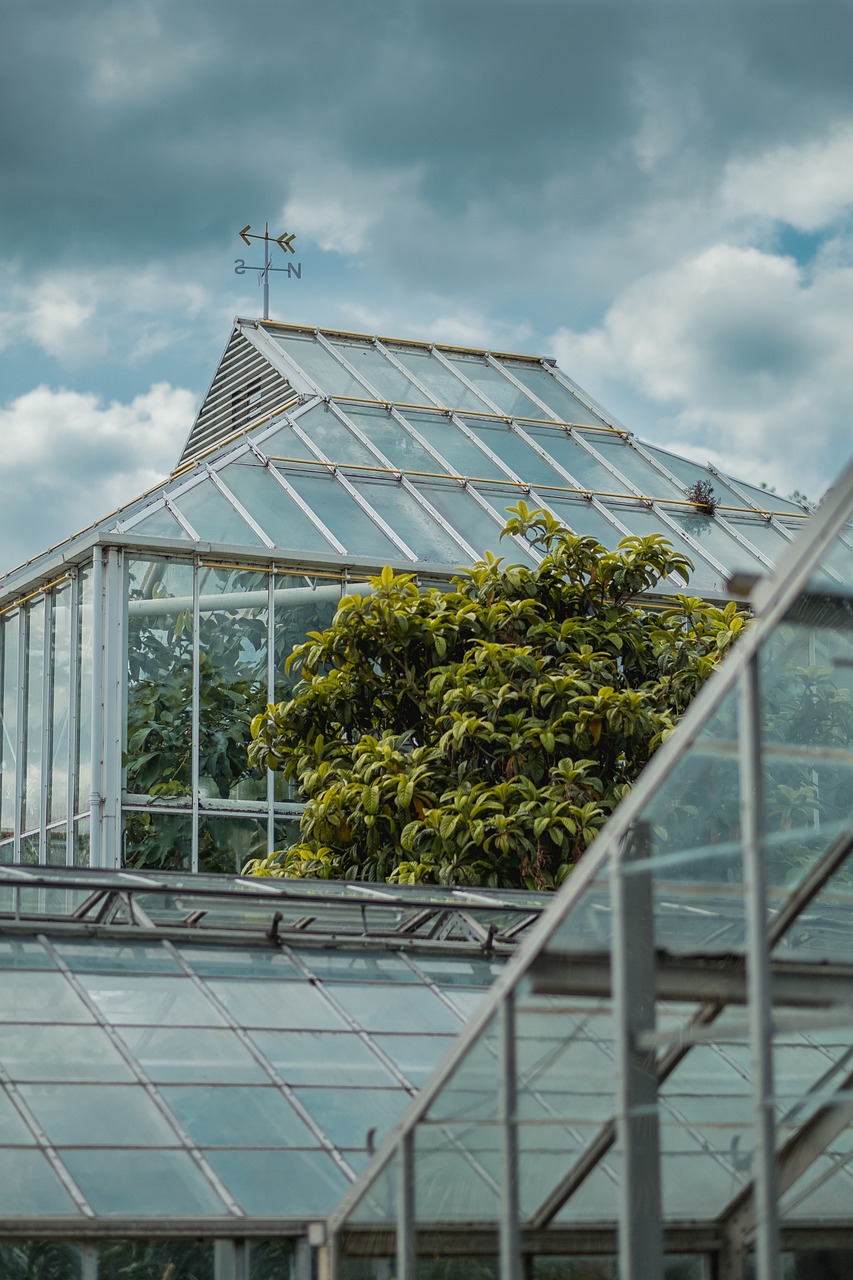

234,223,301,320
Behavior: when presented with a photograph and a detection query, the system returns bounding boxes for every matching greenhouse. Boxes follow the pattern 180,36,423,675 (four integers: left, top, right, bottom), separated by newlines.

0,318,824,875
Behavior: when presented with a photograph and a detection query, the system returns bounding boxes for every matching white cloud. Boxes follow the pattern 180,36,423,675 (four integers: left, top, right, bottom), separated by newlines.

281,161,426,257
722,123,853,232
550,242,853,501
0,382,196,572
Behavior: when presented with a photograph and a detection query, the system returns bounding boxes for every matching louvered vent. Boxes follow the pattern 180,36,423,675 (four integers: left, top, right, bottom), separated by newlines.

176,329,296,468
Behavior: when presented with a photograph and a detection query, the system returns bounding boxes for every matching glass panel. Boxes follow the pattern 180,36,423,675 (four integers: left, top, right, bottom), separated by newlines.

126,558,194,804
525,428,623,493
22,598,45,834
177,944,301,981
250,1030,399,1086
292,1085,409,1149
289,401,384,467
665,509,769,575
0,1149,81,1214
0,1242,83,1278
77,973,225,1026
602,504,720,587
98,1241,213,1280
20,1083,182,1146
325,982,465,1034
347,477,467,562
48,584,72,825
76,566,93,813
74,815,90,867
0,970,93,1022
53,938,180,974
399,409,510,479
0,1022,136,1081
171,479,263,546
116,1025,268,1083
45,825,68,866
339,404,450,474
645,446,762,511
372,1033,458,1086
584,436,685,500
445,354,547,419
129,502,192,539
217,459,337,553
330,339,427,403
727,515,794,563
498,362,609,426
272,571,341,702
199,815,267,875
161,1083,318,1147
282,469,403,559
463,419,573,484
123,810,192,873
0,937,54,968
61,1147,230,1216
412,481,521,560
386,347,491,413
529,495,625,549
0,1087,37,1143
209,978,347,1031
0,612,19,843
270,330,372,398
205,1148,349,1215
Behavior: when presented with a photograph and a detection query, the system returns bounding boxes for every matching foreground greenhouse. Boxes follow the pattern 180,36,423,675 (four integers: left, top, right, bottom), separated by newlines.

0,318,823,874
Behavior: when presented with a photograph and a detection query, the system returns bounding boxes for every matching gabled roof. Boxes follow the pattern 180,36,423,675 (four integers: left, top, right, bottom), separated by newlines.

0,319,822,600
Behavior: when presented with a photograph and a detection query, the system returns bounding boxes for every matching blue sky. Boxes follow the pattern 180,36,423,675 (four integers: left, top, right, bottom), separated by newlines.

2,0,853,573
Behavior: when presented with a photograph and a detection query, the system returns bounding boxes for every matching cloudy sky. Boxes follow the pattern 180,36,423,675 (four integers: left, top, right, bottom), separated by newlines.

2,0,852,573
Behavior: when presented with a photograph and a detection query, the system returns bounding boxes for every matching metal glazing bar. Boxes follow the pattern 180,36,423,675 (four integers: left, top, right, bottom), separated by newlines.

163,494,202,540
267,568,276,858
611,821,664,1280
739,655,779,1280
39,590,53,861
191,557,201,874
66,572,80,865
396,1131,416,1280
87,552,104,869
499,991,522,1280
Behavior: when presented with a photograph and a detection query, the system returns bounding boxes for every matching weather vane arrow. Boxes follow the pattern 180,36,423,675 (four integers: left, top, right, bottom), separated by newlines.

234,222,301,319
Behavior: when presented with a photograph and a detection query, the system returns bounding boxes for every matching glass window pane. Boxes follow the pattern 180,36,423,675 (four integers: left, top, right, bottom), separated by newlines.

370,1033,458,1086
585,435,685,500
292,1085,409,1149
270,331,371,398
128,502,192,539
22,598,45,834
413,481,526,561
499,362,608,426
217,460,336,553
665,509,769,575
98,1241,212,1280
727,515,793,563
347,477,467,562
161,1083,318,1147
177,944,301,981
399,409,510,479
20,1083,182,1146
0,1023,136,1082
0,1149,81,1214
206,1148,349,1215
391,348,495,414
0,970,93,1023
123,811,193,873
61,1148,229,1217
463,419,570,484
445,354,547,419
289,402,384,467
209,979,348,1031
117,1025,268,1083
250,1030,399,1086
529,495,625,549
199,815,268,876
171,479,263,546
338,404,450,474
0,1088,37,1144
78,974,225,1027
48,584,72,826
329,339,426,404
525,428,622,493
325,983,465,1034
282,469,403,559
0,612,19,842
53,939,180,974
0,1243,83,1277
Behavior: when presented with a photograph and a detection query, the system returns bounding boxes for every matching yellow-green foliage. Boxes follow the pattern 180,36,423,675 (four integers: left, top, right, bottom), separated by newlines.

246,505,747,889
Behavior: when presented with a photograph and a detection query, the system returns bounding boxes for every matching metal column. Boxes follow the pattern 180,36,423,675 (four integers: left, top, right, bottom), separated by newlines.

396,1129,417,1280
612,820,664,1280
100,548,125,867
739,655,780,1280
499,990,522,1280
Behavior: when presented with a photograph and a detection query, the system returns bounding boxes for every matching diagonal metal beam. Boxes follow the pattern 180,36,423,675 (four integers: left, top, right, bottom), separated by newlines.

530,821,853,1230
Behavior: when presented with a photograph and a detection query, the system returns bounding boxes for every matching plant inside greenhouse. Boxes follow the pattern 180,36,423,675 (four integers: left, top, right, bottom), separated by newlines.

246,506,749,888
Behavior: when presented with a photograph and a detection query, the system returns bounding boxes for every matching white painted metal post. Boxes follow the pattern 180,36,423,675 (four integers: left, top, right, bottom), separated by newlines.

612,820,664,1280
100,548,125,867
396,1130,416,1280
88,550,104,868
499,990,522,1280
740,655,780,1280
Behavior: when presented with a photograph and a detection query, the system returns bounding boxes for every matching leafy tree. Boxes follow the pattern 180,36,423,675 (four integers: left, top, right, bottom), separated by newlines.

246,506,747,889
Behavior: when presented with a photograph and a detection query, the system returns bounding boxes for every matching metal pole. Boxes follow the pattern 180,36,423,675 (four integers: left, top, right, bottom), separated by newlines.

396,1131,416,1280
612,820,664,1280
263,222,270,320
739,655,780,1280
191,556,201,873
499,990,522,1280
66,570,80,865
88,550,104,869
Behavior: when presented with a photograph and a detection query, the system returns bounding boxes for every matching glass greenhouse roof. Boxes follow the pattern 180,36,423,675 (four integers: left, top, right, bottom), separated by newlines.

0,320,825,602
327,453,853,1275
0,866,543,1233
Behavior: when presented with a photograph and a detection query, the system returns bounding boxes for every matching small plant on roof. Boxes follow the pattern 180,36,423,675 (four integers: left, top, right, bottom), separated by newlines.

686,479,718,515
